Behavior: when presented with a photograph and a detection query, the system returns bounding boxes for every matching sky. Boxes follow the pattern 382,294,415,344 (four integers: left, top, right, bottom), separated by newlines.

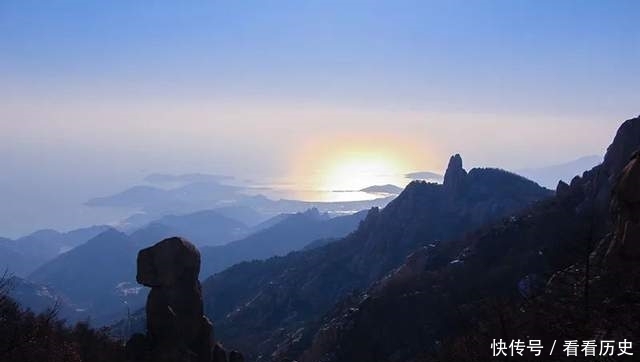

0,0,639,236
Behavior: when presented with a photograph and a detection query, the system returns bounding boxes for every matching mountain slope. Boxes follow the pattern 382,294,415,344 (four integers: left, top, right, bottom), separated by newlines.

201,156,551,361
300,116,640,362
0,242,35,277
5,276,91,323
0,225,110,277
212,205,269,227
134,210,247,247
28,229,143,325
517,155,602,189
25,208,366,327
199,209,367,278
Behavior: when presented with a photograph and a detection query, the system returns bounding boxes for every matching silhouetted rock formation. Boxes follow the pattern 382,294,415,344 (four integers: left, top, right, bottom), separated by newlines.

127,237,242,362
442,154,467,193
555,179,570,196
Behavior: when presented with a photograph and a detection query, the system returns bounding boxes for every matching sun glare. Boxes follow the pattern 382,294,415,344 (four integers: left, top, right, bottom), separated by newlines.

290,136,433,201
320,152,403,191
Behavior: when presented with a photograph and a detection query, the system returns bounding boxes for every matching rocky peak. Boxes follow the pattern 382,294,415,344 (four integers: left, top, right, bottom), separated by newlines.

558,117,640,236
555,180,570,196
443,154,467,193
301,207,324,220
602,116,640,178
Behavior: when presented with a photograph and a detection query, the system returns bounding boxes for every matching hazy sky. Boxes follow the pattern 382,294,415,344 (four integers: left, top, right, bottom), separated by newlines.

1,1,639,236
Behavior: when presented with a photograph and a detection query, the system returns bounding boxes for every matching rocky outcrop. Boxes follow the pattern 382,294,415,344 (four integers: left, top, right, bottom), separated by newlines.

126,237,242,362
442,154,467,194
555,180,570,196
602,118,640,180
606,151,640,262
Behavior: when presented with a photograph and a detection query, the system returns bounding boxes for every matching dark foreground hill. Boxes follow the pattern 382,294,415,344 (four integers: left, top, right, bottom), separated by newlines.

202,155,551,361
6,276,87,322
28,229,142,325
0,225,110,277
299,116,640,362
0,275,126,362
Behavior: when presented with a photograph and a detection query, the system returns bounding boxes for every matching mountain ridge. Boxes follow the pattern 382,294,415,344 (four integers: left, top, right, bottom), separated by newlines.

201,158,552,361
298,115,640,362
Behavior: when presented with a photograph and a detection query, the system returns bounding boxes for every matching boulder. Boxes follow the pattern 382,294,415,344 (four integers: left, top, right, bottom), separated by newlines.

127,237,245,362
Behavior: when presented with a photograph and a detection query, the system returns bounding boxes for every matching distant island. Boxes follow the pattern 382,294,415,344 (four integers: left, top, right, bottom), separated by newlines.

359,184,404,194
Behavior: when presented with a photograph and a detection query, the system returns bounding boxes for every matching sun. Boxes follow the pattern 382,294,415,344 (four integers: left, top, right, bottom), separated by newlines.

290,136,432,201
320,151,405,191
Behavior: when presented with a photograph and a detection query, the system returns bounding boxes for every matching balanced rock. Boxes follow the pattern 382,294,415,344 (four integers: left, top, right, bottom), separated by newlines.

132,237,213,362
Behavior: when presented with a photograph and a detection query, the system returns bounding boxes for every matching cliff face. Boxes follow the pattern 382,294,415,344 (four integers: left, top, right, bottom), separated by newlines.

300,116,640,362
201,156,550,361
